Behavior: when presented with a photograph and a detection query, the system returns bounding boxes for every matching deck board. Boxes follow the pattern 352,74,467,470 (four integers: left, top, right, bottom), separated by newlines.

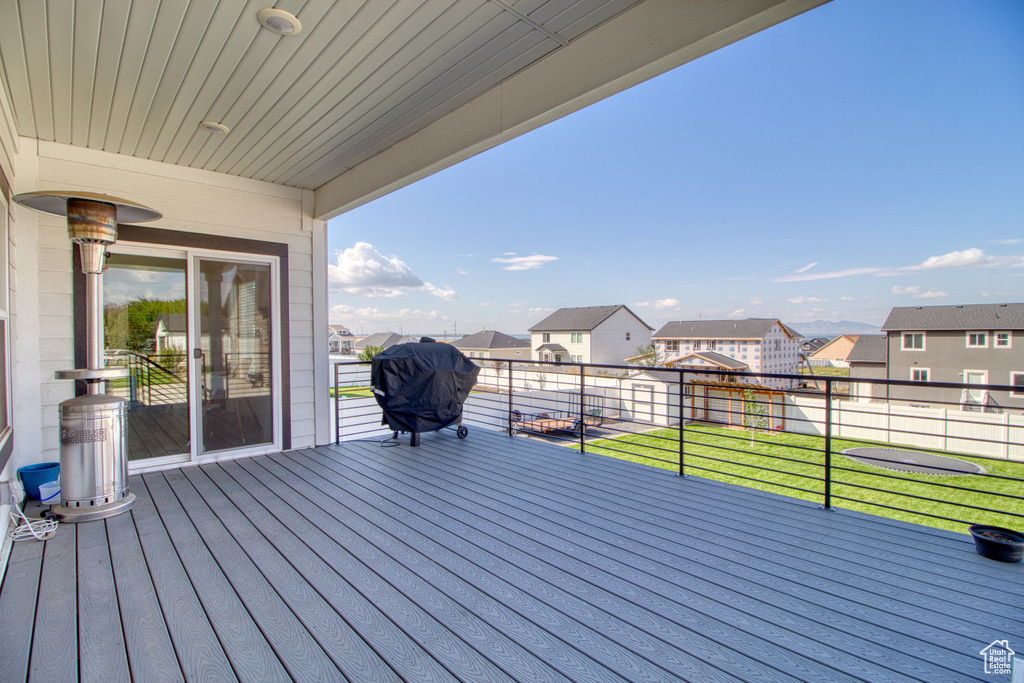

30,523,77,683
129,476,238,683
2,428,1021,681
76,520,130,683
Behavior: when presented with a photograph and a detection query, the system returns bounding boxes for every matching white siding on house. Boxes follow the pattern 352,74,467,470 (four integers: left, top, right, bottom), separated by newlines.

15,141,320,463
591,307,651,366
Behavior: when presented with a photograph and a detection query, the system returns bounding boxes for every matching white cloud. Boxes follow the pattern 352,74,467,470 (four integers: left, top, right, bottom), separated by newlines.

892,285,949,299
748,297,763,306
914,289,948,299
654,298,679,310
991,238,1023,245
773,247,1024,283
634,301,651,307
795,262,819,274
528,307,555,315
491,253,558,271
329,242,423,297
329,304,442,323
729,309,747,318
420,282,457,300
913,247,1024,270
840,296,854,301
787,296,827,304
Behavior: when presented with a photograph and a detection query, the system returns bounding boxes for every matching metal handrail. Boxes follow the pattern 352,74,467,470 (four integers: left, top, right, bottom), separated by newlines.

333,357,1024,531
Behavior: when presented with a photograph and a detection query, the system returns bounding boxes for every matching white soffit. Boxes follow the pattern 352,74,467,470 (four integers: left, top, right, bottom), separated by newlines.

0,0,829,219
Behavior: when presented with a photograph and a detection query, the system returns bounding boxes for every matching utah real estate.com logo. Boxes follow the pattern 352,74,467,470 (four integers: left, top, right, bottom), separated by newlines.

979,640,1014,677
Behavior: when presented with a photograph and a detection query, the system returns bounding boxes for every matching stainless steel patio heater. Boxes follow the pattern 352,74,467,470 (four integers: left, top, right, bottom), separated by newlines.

13,191,162,522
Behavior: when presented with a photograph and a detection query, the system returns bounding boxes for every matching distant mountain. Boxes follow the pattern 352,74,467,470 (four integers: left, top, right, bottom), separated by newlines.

786,320,882,337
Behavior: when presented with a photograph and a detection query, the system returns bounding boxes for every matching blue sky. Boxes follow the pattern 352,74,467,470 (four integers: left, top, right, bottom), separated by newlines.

326,0,1024,337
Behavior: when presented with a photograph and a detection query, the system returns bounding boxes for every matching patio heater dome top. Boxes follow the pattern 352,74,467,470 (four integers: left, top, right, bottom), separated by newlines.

13,190,162,224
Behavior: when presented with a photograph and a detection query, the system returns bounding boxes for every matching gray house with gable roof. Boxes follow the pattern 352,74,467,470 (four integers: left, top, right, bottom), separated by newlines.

452,330,530,360
529,305,652,367
881,303,1024,412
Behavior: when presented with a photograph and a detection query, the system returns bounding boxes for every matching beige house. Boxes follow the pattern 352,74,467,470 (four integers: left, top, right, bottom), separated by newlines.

452,330,530,360
809,334,861,366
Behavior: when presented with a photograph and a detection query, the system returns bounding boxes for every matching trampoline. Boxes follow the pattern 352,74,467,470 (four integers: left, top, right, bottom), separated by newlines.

842,447,985,476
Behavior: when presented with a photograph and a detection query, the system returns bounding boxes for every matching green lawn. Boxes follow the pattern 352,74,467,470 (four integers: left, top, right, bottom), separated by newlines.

579,426,1024,534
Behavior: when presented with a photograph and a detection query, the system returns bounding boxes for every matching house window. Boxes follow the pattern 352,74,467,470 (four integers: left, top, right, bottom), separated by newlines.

666,340,679,352
693,340,702,351
1012,372,1024,397
626,332,631,341
995,332,1011,348
902,332,924,350
910,368,930,382
542,333,551,343
966,332,988,348
572,354,582,363
708,340,717,351
570,332,582,343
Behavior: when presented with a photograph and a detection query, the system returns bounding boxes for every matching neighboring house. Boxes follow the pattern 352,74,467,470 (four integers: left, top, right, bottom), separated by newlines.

799,337,830,356
154,313,188,355
328,324,354,354
451,330,530,360
847,335,887,401
353,332,406,355
652,318,803,389
529,305,653,366
881,303,1024,412
809,334,860,367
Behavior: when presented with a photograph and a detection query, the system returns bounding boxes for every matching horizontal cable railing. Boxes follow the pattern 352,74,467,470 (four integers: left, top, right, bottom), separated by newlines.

333,357,1024,533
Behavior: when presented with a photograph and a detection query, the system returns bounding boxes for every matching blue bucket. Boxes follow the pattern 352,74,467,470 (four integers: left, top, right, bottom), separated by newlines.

18,462,60,500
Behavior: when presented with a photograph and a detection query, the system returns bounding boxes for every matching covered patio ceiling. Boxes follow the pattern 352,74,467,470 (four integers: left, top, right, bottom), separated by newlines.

0,0,828,221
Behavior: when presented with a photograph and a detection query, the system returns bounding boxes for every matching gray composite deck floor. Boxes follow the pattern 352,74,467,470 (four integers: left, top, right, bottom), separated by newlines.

1,428,1022,682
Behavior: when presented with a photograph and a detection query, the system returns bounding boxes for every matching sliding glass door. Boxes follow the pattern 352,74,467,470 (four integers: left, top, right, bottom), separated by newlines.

196,258,275,454
104,246,281,468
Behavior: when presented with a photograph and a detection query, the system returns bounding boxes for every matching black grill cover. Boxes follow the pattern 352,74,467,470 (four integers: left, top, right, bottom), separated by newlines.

371,341,480,434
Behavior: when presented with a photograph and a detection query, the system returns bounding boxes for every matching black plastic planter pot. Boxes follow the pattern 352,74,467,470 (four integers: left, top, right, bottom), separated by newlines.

969,525,1024,563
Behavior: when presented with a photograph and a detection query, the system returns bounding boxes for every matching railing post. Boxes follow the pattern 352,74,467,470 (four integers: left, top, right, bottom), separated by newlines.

822,379,833,510
678,370,686,477
579,363,586,453
507,361,514,438
334,361,340,444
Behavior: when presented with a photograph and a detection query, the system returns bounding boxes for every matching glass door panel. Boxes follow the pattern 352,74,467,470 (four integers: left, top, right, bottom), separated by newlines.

103,253,190,462
197,259,273,454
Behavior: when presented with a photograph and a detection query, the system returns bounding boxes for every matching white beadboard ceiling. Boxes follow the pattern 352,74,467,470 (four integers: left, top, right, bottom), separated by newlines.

0,0,640,190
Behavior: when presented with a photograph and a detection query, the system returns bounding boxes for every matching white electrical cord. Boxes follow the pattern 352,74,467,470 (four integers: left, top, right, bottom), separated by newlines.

11,502,58,541
8,480,58,542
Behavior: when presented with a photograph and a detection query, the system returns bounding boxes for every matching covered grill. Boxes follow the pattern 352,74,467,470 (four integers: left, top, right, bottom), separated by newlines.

371,338,480,446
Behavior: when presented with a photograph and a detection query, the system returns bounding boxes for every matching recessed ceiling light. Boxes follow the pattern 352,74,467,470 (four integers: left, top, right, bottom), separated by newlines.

258,8,302,36
198,121,230,135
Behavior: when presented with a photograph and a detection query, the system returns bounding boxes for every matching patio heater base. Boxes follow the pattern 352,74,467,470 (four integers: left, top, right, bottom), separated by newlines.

51,494,136,523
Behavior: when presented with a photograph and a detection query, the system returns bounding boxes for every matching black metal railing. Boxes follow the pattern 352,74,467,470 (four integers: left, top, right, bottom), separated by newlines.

106,351,188,405
333,358,1024,533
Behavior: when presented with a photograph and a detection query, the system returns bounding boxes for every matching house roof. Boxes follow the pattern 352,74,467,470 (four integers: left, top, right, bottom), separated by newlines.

0,2,820,221
809,334,860,359
155,313,188,333
356,332,405,349
653,318,799,340
666,352,749,371
535,343,569,354
329,324,352,336
451,330,530,350
529,305,652,332
800,337,830,353
882,304,1024,331
846,335,887,363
